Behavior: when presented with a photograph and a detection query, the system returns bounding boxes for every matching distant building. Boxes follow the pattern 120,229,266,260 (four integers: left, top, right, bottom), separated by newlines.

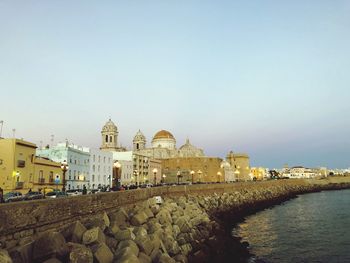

226,151,251,181
0,138,62,193
250,167,269,180
100,119,126,152
37,142,90,190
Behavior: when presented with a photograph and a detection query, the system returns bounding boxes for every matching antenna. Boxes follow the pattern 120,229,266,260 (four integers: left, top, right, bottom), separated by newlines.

12,128,16,138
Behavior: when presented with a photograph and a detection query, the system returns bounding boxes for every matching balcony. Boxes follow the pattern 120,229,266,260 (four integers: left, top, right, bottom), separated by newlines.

38,178,45,184
15,182,24,189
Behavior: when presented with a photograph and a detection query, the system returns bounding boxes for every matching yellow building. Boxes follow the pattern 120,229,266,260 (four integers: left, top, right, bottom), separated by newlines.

226,151,251,181
0,138,62,193
250,167,267,180
161,157,224,184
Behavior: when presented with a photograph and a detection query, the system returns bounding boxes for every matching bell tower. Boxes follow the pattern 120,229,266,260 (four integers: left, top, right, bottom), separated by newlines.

100,119,119,151
133,129,146,151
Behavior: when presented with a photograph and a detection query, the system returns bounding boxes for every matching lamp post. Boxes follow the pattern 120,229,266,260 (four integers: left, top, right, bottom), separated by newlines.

162,174,166,184
190,170,195,184
133,170,138,186
234,169,240,182
113,161,121,189
177,171,181,185
217,171,222,183
197,170,202,183
60,160,69,192
153,168,158,185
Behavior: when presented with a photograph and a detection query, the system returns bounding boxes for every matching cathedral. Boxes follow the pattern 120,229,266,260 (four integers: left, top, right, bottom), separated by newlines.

132,129,205,159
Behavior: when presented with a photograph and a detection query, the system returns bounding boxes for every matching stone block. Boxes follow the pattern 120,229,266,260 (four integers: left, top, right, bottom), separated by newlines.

135,238,153,256
173,253,188,263
138,252,152,263
9,240,34,263
61,221,87,243
84,217,107,232
117,240,139,257
32,232,68,262
82,227,106,245
157,253,176,263
130,211,148,226
175,217,192,233
91,243,113,263
0,249,12,263
67,242,93,263
156,209,172,225
109,209,129,227
114,229,135,241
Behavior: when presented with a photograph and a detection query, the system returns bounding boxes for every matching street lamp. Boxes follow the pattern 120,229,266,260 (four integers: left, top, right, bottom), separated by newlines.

197,170,202,183
177,171,181,185
153,168,158,185
162,174,166,184
234,169,240,181
217,171,222,183
113,161,121,189
60,160,69,192
133,170,139,186
190,170,195,184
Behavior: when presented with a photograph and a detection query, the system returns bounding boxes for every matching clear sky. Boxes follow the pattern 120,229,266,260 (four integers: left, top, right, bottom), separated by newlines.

1,1,349,168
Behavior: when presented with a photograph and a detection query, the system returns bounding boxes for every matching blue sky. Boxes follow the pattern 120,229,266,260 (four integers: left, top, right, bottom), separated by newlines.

1,1,349,168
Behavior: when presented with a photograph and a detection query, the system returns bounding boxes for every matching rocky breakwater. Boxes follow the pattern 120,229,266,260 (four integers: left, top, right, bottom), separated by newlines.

3,195,218,263
2,178,350,263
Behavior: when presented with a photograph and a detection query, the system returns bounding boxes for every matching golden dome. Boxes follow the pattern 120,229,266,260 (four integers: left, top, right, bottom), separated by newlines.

153,130,175,140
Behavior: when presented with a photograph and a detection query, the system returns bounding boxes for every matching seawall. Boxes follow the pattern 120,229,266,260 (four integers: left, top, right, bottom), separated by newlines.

0,177,349,263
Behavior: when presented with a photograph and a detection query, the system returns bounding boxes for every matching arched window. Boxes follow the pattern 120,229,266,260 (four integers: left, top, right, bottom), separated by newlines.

105,135,108,142
136,143,139,150
110,136,113,142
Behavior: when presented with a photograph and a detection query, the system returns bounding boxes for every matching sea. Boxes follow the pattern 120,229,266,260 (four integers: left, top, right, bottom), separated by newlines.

233,189,350,263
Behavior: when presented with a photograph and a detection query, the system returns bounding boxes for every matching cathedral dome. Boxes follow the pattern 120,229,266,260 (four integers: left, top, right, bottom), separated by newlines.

153,130,175,140
151,130,176,150
102,119,118,133
179,138,204,157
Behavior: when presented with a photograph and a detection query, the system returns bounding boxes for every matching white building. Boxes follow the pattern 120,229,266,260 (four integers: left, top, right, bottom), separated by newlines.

89,149,113,190
112,151,133,185
283,166,318,179
36,142,90,190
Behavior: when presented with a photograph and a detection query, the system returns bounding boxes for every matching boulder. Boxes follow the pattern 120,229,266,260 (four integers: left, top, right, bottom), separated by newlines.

179,244,192,256
9,240,34,263
115,253,140,263
82,227,106,245
91,243,113,263
117,240,139,256
61,221,87,243
105,236,119,253
130,211,148,226
114,229,135,241
135,238,153,256
175,217,192,233
43,258,62,263
32,232,68,262
173,254,188,263
84,218,107,232
0,249,13,263
109,209,129,227
157,253,176,263
155,209,172,225
67,243,93,263
138,252,152,263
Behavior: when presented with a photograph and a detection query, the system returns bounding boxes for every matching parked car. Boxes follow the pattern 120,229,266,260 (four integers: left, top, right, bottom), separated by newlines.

24,191,44,200
46,191,68,199
66,189,83,196
4,192,24,203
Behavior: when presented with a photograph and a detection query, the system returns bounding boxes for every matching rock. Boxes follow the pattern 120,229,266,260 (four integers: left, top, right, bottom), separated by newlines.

32,232,68,262
117,240,139,256
67,243,93,263
102,212,110,228
172,225,180,238
157,253,176,263
0,249,12,263
173,253,188,263
82,227,106,245
9,240,34,263
130,211,148,226
115,247,141,263
109,209,129,227
61,221,87,243
175,217,192,233
138,252,152,263
135,238,153,256
179,243,192,256
143,208,154,219
150,205,160,215
105,236,119,253
133,227,148,240
43,258,62,263
84,217,107,232
91,243,113,263
155,209,172,225
114,229,135,241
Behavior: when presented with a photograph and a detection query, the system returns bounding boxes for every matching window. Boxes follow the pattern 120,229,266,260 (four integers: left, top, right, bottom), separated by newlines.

49,171,54,182
104,157,106,163
109,136,112,142
39,170,43,179
17,160,25,167
105,135,108,142
93,165,95,172
93,155,95,162
98,156,100,162
92,174,95,182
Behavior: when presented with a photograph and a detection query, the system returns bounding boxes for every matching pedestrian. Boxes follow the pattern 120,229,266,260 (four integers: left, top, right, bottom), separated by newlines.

82,185,87,195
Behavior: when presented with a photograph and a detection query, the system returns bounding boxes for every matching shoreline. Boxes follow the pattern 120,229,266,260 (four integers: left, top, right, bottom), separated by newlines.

192,180,350,263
